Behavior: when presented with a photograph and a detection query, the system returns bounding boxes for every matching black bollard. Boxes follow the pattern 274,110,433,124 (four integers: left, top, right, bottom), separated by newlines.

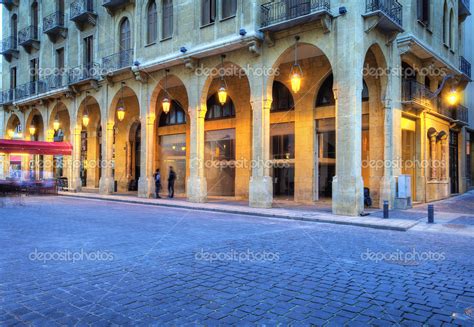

383,201,389,219
428,205,434,224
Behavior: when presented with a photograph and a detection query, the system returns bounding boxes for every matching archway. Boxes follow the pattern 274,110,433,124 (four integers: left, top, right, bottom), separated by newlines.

268,42,334,204
26,109,45,180
49,102,71,180
5,114,23,179
77,95,101,188
201,60,252,199
153,74,189,197
108,84,140,193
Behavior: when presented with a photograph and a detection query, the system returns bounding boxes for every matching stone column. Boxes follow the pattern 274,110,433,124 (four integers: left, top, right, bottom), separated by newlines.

43,129,55,179
379,98,397,208
186,106,207,203
99,122,115,194
138,114,156,198
249,98,273,208
440,137,448,181
70,126,82,192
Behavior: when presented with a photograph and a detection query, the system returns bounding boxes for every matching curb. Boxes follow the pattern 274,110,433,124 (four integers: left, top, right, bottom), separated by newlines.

59,193,418,232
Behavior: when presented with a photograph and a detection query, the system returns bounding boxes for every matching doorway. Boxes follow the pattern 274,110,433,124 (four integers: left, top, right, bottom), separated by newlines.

402,117,417,200
271,123,295,200
450,130,459,194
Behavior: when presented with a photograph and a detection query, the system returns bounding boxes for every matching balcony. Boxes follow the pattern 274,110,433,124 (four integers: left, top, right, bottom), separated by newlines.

452,104,469,124
70,0,97,30
459,0,471,19
68,63,101,87
401,79,434,110
0,0,19,11
102,49,133,75
460,56,471,79
364,0,403,34
43,11,68,42
18,26,40,52
102,0,134,15
0,36,19,61
260,0,331,32
15,81,49,101
0,89,14,105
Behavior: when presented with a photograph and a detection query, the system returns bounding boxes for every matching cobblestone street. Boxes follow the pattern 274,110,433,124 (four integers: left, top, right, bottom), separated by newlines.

1,196,474,326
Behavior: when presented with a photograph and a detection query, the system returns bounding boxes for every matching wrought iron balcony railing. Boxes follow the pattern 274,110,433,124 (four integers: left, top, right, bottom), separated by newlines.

68,63,101,85
460,56,472,78
0,89,14,105
261,0,330,30
15,81,50,101
71,0,97,28
0,36,18,55
437,99,469,124
43,11,67,40
102,49,133,74
453,104,469,124
402,79,434,108
18,26,40,47
365,0,403,29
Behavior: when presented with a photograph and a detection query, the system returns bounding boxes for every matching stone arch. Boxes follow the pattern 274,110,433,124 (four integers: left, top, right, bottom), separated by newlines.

25,108,45,141
76,94,102,131
150,72,190,118
108,84,140,122
6,113,22,138
363,42,389,101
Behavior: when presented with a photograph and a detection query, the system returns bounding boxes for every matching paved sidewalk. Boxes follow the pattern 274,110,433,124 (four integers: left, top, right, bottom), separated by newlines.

58,192,418,232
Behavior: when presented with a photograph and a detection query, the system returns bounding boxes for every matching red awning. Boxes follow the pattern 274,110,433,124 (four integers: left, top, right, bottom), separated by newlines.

0,140,73,155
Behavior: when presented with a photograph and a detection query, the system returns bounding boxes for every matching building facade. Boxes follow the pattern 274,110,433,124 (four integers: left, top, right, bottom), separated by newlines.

0,0,472,216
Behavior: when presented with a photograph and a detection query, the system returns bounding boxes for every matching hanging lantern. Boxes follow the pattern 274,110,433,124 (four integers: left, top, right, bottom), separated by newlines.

7,130,14,138
447,89,459,106
82,109,90,127
290,36,303,94
29,126,36,136
117,82,126,121
162,97,171,114
53,114,60,131
218,85,227,105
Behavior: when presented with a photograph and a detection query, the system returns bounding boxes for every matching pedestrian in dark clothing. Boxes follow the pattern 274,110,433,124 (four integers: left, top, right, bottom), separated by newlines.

153,169,161,199
168,166,176,198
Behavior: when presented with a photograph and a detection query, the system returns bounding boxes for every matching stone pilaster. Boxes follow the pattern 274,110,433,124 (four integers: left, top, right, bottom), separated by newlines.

249,98,273,209
379,98,397,208
70,126,82,192
186,106,207,203
99,122,115,194
138,114,156,198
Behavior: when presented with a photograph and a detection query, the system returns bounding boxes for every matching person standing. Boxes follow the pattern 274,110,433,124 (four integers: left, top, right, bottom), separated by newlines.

168,166,176,198
153,169,161,199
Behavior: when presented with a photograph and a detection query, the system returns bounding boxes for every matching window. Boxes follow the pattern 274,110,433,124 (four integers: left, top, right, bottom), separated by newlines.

32,2,39,30
147,1,157,44
443,1,448,44
30,58,39,82
10,67,17,89
159,101,186,126
162,0,173,39
205,93,235,120
11,14,18,44
201,0,216,26
84,36,93,68
417,0,430,26
56,48,65,70
449,9,454,49
316,74,334,106
271,81,294,112
120,18,131,51
221,0,237,19
362,80,369,101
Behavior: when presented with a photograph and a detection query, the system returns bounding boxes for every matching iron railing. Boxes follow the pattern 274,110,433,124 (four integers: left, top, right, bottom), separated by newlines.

43,11,66,33
18,26,40,45
460,56,472,78
15,81,48,100
402,79,434,107
67,63,101,84
0,89,14,105
453,104,469,124
70,0,94,20
261,0,330,28
366,0,403,27
103,0,131,8
102,49,133,73
0,36,18,54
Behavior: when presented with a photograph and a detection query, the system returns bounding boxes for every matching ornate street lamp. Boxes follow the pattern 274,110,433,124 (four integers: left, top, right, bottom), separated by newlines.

117,82,126,122
447,89,459,106
53,113,60,131
290,36,303,94
83,92,90,127
162,69,171,114
218,55,228,105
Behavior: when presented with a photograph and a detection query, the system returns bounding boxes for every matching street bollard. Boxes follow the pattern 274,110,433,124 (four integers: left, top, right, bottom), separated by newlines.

428,205,434,224
383,201,389,219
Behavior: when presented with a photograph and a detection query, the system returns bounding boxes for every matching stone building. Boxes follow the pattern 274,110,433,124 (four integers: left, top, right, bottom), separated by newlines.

0,0,472,216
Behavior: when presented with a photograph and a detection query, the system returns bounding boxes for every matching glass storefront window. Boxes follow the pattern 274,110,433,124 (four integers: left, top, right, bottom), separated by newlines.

271,123,295,160
160,134,186,195
205,129,236,196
